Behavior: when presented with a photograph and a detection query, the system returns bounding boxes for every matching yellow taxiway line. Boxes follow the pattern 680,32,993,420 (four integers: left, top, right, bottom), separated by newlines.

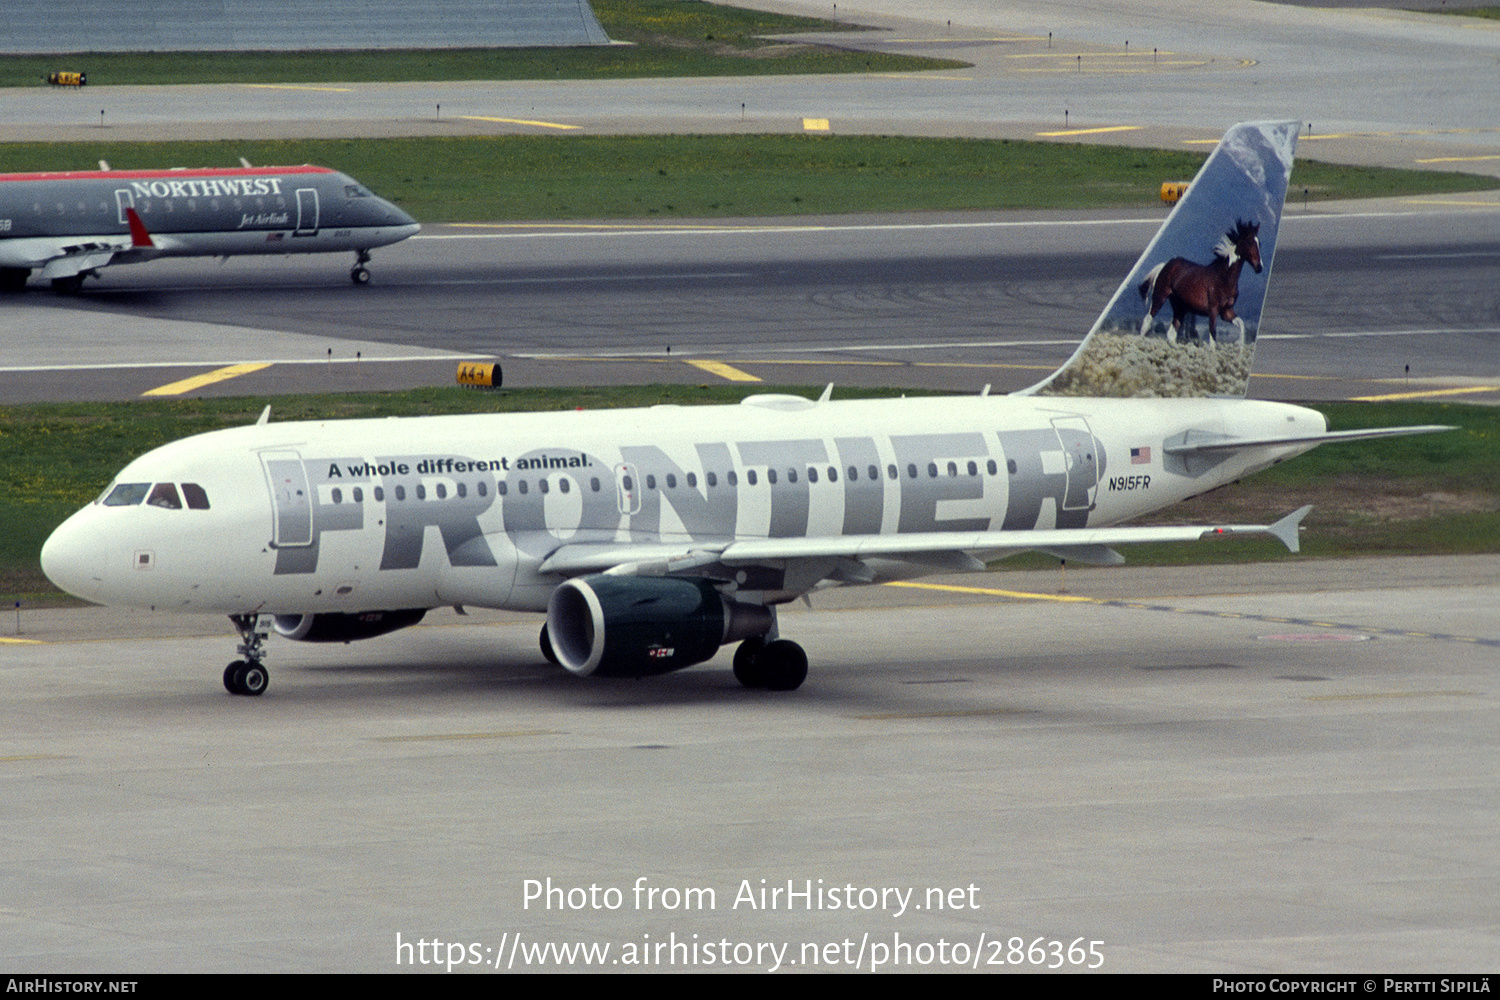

1349,385,1500,402
684,359,761,382
461,115,580,130
142,362,272,397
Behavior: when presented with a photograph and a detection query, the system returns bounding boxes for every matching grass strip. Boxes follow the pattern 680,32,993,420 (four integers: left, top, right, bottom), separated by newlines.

0,135,1493,222
3,392,1495,601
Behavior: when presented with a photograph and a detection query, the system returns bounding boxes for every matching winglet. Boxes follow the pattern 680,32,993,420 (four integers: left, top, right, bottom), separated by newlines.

1267,504,1311,554
125,208,155,249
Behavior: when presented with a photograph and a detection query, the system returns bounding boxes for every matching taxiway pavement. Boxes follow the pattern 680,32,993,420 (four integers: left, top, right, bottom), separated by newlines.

3,556,1496,972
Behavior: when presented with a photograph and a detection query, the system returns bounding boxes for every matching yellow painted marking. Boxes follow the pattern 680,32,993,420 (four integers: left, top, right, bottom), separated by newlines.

684,359,761,382
883,580,1094,603
1404,198,1500,208
142,362,272,397
1007,52,1176,59
853,708,1029,720
244,83,353,92
448,221,777,231
1304,690,1475,702
0,636,42,645
1415,154,1500,164
374,730,555,742
1349,385,1499,402
1013,64,1208,74
1035,126,1143,137
460,115,580,130
803,118,830,131
885,36,1042,43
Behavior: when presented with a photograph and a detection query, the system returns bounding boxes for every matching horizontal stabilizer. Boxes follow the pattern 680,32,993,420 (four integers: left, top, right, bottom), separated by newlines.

1165,425,1455,455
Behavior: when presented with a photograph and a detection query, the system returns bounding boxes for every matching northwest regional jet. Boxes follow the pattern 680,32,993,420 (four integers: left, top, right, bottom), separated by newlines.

41,121,1447,696
0,163,419,291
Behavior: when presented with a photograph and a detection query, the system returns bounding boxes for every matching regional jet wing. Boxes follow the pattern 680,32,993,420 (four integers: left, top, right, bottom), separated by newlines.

537,507,1312,578
1,209,161,279
0,237,126,277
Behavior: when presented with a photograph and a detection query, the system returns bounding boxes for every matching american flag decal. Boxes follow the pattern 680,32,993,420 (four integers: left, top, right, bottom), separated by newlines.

1131,446,1151,464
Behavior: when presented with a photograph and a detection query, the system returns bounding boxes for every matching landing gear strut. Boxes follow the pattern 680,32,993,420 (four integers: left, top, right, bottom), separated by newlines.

225,613,272,696
350,249,372,285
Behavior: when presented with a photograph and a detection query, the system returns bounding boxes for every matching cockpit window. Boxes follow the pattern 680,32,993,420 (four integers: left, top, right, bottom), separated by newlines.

146,483,182,509
102,482,150,506
181,483,210,509
344,184,371,198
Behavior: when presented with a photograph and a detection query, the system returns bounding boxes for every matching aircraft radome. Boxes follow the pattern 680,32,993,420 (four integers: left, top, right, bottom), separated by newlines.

41,121,1449,697
0,163,418,291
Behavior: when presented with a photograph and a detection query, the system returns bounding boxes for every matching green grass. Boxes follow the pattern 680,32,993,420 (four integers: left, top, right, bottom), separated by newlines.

0,135,1493,222
4,392,1496,602
1426,5,1500,18
0,0,962,87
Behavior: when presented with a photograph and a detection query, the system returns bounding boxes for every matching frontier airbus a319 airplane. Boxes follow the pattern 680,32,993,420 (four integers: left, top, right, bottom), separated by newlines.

42,121,1446,696
0,162,418,291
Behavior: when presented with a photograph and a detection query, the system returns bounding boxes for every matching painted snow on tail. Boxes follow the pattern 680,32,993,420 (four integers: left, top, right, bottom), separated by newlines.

1030,120,1299,399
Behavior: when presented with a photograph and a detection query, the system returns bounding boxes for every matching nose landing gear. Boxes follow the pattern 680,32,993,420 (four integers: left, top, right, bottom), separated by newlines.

350,249,373,285
225,613,272,696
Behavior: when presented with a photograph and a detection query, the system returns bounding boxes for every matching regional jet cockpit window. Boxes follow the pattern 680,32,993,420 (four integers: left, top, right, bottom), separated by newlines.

344,184,372,198
101,482,150,506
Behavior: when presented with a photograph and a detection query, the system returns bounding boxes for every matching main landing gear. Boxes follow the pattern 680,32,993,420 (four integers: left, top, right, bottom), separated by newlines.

50,271,93,294
733,636,808,692
350,249,373,285
225,613,272,696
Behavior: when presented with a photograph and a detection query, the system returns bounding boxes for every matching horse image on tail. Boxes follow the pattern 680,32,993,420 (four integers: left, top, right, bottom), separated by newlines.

1137,219,1262,346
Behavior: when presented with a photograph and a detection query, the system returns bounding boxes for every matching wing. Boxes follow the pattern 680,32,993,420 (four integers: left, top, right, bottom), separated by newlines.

0,208,159,278
537,506,1312,589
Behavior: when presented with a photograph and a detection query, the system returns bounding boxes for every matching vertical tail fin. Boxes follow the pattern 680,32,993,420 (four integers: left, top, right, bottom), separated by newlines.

1025,120,1300,399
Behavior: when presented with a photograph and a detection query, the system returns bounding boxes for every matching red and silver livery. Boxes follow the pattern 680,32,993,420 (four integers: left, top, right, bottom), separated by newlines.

0,163,419,290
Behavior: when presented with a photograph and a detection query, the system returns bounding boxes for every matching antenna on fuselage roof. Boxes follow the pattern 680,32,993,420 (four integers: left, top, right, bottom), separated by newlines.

240,157,253,168
818,384,834,403
98,159,110,171
255,405,271,426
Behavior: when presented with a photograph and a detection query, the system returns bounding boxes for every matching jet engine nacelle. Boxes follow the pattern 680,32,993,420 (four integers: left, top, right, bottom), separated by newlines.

273,608,427,643
546,575,771,678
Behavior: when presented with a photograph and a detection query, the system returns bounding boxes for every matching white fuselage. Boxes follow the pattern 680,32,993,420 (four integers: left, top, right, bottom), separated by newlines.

40,393,1326,617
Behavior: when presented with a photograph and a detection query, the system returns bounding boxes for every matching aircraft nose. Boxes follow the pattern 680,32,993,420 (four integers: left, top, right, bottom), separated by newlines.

41,511,106,603
385,200,419,229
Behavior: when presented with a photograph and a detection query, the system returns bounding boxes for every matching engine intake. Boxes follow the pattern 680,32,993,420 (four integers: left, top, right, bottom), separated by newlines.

273,608,427,643
547,575,770,678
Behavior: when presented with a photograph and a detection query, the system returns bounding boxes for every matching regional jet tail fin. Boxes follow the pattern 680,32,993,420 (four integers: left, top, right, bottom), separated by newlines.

1024,120,1301,400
